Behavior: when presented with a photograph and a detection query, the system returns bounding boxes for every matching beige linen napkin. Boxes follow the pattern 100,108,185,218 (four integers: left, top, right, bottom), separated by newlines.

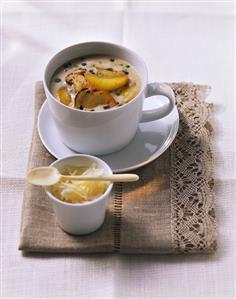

19,82,216,254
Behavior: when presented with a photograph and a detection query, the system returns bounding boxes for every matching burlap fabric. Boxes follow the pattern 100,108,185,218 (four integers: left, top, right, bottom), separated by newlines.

19,82,216,254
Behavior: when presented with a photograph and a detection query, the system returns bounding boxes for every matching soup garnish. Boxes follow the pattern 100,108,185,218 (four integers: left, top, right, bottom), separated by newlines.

50,56,141,111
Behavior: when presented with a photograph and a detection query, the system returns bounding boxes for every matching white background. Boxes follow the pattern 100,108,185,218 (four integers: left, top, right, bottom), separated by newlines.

2,1,235,298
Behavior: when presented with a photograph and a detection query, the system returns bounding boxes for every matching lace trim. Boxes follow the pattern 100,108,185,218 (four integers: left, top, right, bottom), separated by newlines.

170,83,217,253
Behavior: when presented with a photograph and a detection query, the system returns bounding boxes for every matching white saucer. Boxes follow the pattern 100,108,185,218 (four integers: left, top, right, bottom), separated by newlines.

38,100,179,173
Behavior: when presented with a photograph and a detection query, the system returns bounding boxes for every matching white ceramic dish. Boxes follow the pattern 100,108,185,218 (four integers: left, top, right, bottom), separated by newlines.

38,99,179,173
44,41,176,155
46,154,113,235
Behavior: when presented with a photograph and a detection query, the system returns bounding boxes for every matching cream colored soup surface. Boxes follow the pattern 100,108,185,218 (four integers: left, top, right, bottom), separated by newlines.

50,56,141,111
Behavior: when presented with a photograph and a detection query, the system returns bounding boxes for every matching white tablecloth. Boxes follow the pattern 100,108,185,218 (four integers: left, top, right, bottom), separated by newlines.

2,2,235,298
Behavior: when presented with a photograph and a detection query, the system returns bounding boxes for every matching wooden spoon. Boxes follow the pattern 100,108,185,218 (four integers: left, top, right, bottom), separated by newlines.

27,167,139,186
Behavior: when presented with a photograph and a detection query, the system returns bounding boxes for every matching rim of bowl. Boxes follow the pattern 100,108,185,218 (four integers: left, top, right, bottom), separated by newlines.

45,154,114,207
43,41,148,114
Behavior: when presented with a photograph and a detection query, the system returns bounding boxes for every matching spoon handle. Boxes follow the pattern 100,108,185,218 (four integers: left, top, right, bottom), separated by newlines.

61,174,139,182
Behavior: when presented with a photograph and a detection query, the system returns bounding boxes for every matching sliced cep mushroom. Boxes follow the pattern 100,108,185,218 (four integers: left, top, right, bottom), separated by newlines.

75,89,117,109
56,86,72,106
65,70,83,84
65,70,89,92
84,70,129,91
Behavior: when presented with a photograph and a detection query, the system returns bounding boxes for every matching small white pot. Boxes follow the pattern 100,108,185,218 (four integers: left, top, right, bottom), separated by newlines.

43,41,175,155
45,155,113,235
